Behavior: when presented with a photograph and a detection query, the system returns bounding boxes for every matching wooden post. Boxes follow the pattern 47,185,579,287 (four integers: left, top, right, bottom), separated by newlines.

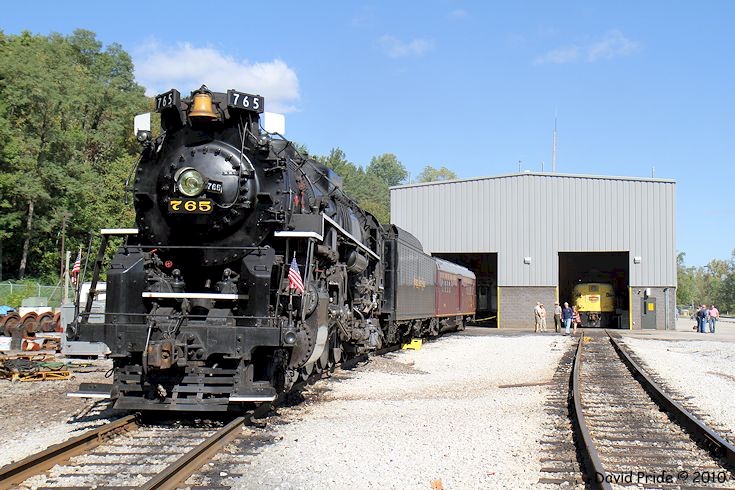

59,213,67,286
63,251,71,304
18,200,34,279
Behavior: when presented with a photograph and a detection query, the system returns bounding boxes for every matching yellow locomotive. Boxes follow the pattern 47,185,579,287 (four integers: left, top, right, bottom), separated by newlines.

573,282,615,327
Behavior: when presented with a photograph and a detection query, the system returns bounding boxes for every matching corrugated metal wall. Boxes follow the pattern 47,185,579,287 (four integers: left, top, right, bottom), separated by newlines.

390,173,676,287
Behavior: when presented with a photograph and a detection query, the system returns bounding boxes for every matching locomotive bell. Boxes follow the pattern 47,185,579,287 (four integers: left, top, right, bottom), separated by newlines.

188,86,218,120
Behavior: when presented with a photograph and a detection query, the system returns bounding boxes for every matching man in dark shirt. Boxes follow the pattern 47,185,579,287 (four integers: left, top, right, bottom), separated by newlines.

562,302,574,336
697,304,708,333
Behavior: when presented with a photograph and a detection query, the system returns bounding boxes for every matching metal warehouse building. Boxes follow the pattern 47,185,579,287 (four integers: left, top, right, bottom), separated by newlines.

390,172,676,330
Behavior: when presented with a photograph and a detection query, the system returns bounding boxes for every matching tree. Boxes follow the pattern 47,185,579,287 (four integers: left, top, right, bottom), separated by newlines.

315,148,357,184
0,30,147,281
719,250,735,312
676,252,695,307
416,165,458,183
315,148,391,224
366,153,407,188
676,250,735,313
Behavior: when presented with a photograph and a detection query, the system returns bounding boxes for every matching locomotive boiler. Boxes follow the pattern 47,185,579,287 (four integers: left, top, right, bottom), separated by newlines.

69,86,475,411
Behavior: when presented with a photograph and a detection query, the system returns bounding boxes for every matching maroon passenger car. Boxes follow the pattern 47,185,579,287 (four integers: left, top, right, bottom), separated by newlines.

435,258,476,331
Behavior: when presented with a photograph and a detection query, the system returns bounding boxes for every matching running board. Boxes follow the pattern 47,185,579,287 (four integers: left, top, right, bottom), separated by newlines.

229,385,277,403
67,382,113,399
229,395,277,402
141,292,248,300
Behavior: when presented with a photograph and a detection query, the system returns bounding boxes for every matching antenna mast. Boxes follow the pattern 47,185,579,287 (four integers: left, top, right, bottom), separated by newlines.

552,115,557,173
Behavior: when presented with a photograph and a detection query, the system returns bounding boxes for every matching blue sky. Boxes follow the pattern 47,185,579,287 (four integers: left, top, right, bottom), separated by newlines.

4,1,734,267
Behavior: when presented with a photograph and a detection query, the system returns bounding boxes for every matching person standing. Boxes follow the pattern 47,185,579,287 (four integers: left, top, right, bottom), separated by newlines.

708,304,719,333
534,302,543,332
697,304,708,333
539,303,547,332
562,302,573,336
553,302,562,333
572,305,581,335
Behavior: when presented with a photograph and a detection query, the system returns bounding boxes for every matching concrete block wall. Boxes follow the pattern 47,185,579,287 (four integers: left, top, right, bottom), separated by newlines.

498,285,676,330
630,286,677,330
499,286,557,329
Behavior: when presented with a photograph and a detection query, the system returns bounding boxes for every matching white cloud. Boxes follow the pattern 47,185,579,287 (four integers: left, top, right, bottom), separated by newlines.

449,9,467,19
377,35,434,58
535,30,639,65
134,41,300,113
534,45,580,65
586,30,639,62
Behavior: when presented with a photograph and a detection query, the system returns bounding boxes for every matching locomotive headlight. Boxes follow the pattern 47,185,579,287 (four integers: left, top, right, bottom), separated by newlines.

283,330,297,345
177,168,205,197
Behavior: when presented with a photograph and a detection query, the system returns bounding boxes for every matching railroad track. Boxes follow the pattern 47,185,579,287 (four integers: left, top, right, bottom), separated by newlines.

0,414,246,489
538,340,586,487
572,330,735,489
0,343,403,489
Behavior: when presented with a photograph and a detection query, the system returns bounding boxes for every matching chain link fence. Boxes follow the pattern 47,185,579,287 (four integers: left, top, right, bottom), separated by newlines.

0,281,72,308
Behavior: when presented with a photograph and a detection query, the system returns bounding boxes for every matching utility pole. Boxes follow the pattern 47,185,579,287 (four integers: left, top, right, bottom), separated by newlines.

59,212,69,285
552,116,557,173
64,251,71,304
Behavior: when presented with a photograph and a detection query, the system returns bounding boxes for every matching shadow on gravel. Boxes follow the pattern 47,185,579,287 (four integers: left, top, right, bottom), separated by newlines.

67,400,117,425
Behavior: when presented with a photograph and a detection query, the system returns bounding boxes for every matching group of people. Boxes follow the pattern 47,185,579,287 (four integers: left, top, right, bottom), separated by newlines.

534,301,580,335
694,304,719,333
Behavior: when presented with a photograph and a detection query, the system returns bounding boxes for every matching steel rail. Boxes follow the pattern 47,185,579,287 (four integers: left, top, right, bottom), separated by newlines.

0,335,447,488
607,331,735,466
0,414,139,489
140,416,246,490
570,335,613,490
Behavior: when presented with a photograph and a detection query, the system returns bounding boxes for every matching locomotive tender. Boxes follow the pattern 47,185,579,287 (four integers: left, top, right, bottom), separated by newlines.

69,86,475,411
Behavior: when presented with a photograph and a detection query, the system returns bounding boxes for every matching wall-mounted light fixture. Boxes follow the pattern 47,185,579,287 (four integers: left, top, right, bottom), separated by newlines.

523,257,532,264
633,256,642,264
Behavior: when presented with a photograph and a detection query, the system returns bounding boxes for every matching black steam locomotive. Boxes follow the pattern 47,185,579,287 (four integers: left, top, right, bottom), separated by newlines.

69,86,475,411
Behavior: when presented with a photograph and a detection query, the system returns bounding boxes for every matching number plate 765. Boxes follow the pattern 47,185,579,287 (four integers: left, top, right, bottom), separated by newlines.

168,199,213,214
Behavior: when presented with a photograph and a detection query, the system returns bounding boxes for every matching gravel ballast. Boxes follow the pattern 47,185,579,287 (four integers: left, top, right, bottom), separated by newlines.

0,359,114,468
622,337,735,432
1,334,571,488
223,334,570,489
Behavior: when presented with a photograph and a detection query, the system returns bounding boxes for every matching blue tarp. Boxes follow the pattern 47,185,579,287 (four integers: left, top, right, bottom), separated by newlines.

0,305,17,315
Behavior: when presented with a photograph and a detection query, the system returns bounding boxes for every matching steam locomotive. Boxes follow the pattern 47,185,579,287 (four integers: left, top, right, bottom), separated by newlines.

69,86,475,411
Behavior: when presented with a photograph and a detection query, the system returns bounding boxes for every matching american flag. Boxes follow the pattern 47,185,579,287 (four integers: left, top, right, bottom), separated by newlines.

71,252,81,285
288,257,304,294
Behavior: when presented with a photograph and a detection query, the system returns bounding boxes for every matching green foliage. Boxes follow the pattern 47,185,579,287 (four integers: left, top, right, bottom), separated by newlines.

0,280,39,309
416,165,458,183
0,29,147,280
366,153,407,188
315,149,407,224
676,252,696,306
677,250,735,313
0,28,461,282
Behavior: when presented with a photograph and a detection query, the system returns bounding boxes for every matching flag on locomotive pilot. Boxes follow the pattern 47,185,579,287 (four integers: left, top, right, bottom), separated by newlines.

288,257,304,294
71,251,81,285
